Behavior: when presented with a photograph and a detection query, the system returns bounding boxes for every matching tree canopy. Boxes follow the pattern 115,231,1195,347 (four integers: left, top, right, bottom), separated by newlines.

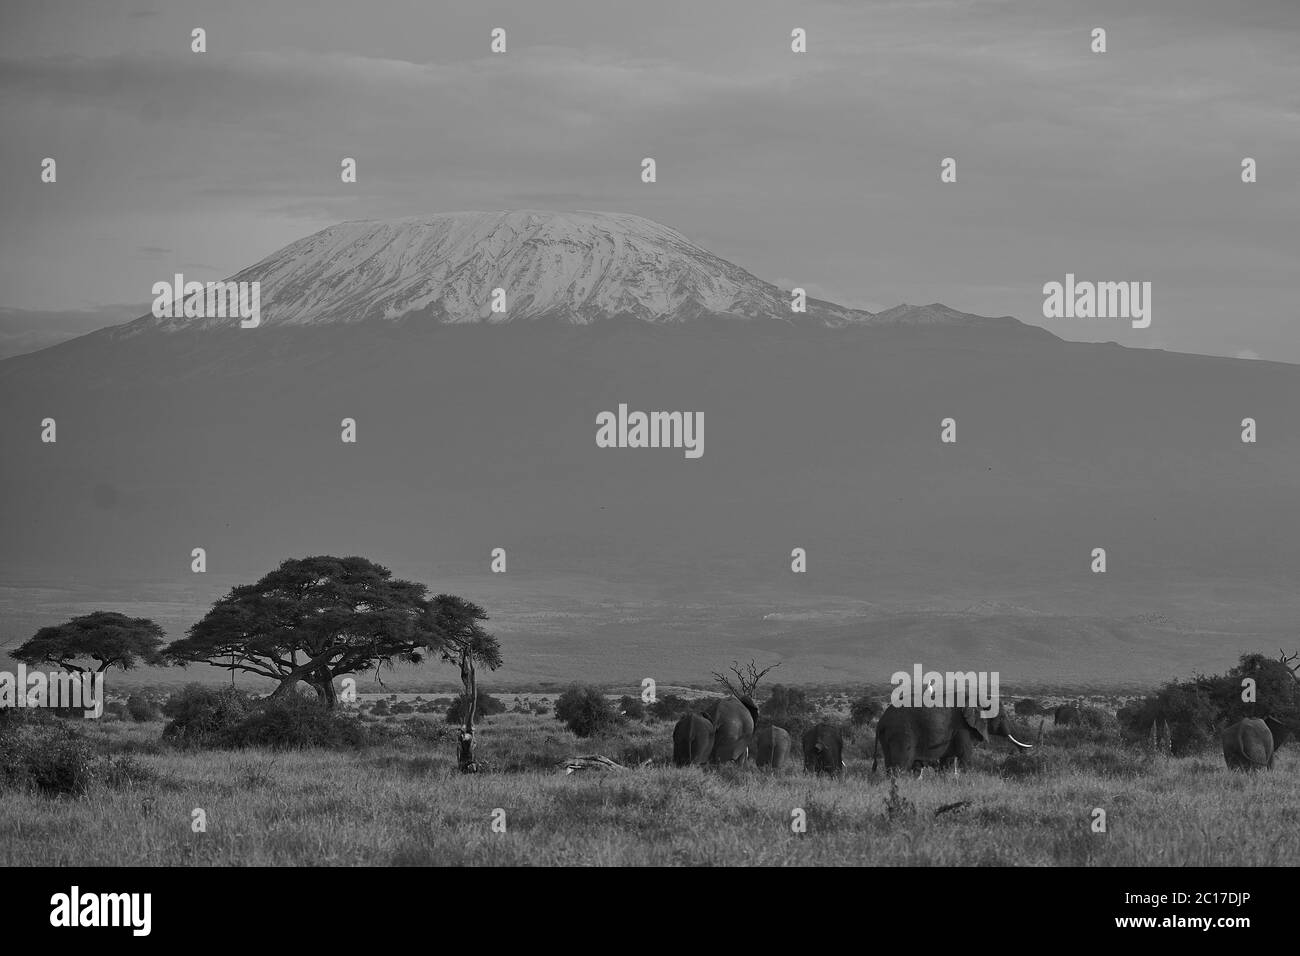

163,555,441,707
12,611,165,673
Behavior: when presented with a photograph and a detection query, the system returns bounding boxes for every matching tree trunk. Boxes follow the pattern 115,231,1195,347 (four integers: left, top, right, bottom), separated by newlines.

270,678,300,700
457,653,479,773
312,674,338,710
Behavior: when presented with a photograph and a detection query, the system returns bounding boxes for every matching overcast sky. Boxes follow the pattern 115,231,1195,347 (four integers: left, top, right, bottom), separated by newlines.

1,0,1296,360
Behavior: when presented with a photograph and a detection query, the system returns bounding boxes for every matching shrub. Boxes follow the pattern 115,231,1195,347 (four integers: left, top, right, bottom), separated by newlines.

555,685,620,738
162,684,253,745
618,695,646,720
126,693,162,722
224,694,370,749
103,701,130,721
391,701,414,715
647,693,692,721
1116,682,1220,755
850,695,882,725
161,685,368,749
445,691,507,725
369,699,391,715
1014,698,1045,716
0,713,97,797
764,685,814,725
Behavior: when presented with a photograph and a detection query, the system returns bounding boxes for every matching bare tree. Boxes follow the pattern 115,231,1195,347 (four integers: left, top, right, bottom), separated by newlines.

1279,648,1299,683
711,659,780,700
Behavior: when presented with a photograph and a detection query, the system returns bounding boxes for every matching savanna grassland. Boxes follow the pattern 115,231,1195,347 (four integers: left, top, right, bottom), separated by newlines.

2,701,1296,867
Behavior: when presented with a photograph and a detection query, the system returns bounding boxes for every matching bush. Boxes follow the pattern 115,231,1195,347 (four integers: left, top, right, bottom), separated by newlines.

850,695,882,725
764,685,814,725
162,685,368,749
369,699,390,716
647,693,692,721
126,693,162,722
1014,698,1045,716
618,695,646,720
445,691,507,725
0,712,97,797
162,684,253,745
555,685,620,738
103,701,130,721
226,694,369,749
391,701,414,715
1117,682,1220,755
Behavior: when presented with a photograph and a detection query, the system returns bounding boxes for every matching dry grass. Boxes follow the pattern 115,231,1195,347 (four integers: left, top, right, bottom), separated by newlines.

1,712,1296,866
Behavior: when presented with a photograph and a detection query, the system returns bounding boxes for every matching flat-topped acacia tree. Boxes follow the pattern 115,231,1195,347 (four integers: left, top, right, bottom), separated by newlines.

164,555,442,709
13,611,166,674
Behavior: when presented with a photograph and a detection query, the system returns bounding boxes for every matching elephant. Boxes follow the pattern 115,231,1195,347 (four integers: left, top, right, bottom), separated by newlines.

672,712,714,767
1054,704,1081,726
802,723,846,775
872,705,1033,773
752,724,791,770
938,709,1032,770
703,695,758,764
1221,716,1291,771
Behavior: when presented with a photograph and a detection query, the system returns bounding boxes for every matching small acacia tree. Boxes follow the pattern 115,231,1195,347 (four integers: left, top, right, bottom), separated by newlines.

423,594,502,772
163,556,438,709
13,611,165,674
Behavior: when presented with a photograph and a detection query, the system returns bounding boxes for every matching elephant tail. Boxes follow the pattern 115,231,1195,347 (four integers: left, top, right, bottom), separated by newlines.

871,730,880,773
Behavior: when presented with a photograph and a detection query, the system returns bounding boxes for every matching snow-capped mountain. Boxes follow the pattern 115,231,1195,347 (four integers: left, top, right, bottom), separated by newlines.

124,210,874,332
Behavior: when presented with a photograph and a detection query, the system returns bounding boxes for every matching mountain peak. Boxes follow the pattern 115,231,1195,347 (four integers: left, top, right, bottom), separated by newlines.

127,210,867,332
103,210,1039,337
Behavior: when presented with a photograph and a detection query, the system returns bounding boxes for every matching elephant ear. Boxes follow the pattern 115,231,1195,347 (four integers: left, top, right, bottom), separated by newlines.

960,708,986,741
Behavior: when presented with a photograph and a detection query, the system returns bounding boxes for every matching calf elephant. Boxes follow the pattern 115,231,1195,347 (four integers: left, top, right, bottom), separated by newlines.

802,723,846,775
672,712,714,766
1054,704,1081,726
1221,716,1290,771
872,705,1033,773
752,724,791,770
703,695,758,764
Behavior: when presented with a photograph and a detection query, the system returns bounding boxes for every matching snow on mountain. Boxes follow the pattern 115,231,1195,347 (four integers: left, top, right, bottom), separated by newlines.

124,210,875,332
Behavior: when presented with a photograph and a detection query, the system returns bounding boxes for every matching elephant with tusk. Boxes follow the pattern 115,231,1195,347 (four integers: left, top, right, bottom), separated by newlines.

702,694,758,764
872,705,1033,774
1221,716,1291,771
802,723,846,775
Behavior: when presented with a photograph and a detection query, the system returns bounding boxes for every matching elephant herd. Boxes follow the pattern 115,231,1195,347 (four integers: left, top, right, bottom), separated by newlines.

671,695,850,773
672,694,1294,774
671,694,1035,774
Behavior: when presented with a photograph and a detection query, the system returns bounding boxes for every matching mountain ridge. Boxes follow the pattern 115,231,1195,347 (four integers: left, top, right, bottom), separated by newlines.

91,210,1038,340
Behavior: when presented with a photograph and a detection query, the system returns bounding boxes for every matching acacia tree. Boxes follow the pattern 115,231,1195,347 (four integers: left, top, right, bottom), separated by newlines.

163,556,437,708
423,594,502,772
13,611,165,673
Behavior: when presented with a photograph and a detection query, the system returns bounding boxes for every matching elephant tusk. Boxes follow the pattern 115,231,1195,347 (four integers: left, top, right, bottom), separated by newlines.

1007,733,1034,749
